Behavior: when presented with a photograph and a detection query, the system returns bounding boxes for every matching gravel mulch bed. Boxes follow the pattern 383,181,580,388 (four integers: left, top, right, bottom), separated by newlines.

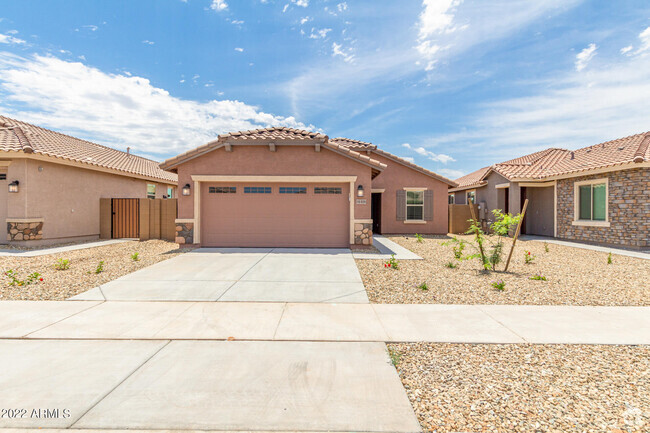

0,240,189,300
389,343,649,433
358,235,650,305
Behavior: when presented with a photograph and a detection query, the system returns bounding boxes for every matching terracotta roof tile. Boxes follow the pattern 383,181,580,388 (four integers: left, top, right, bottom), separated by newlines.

219,127,328,141
453,166,491,189
330,137,377,151
0,115,177,183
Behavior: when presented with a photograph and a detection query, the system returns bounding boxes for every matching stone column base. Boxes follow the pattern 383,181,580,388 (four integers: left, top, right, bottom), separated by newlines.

354,222,373,245
7,220,44,241
175,222,194,244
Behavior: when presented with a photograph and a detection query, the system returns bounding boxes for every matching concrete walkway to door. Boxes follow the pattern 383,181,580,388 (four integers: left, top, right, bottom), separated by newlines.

71,247,369,303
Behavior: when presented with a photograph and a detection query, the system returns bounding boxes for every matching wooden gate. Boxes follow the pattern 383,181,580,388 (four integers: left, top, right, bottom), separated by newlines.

112,198,140,238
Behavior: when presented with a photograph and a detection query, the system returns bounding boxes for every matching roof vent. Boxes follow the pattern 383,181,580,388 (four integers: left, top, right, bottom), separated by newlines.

570,151,574,160
126,147,130,156
618,146,625,150
586,148,591,153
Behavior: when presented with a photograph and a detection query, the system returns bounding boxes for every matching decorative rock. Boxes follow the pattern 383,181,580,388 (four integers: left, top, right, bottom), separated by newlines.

354,223,363,231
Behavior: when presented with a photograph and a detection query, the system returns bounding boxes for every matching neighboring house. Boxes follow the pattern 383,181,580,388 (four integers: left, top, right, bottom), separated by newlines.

160,128,456,248
0,115,177,246
449,132,650,249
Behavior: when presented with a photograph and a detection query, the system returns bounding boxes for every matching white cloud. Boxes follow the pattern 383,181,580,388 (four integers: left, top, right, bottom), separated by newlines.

575,43,597,71
437,168,465,179
300,16,311,25
309,28,331,39
331,42,354,63
0,52,313,159
234,47,244,52
0,33,26,45
402,142,455,164
636,26,650,54
337,2,348,12
210,0,228,12
231,19,244,25
399,156,415,163
282,4,289,13
83,25,98,31
621,45,633,55
142,40,155,45
293,0,309,7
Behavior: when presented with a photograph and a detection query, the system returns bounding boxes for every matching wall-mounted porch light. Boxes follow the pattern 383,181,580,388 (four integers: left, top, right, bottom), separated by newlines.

8,180,19,193
357,184,364,197
182,183,191,196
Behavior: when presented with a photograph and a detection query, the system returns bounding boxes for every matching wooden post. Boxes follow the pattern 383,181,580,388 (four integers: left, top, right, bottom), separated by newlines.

468,203,487,268
504,198,529,272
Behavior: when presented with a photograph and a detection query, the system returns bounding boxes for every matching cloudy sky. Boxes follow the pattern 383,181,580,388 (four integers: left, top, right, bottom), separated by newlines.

0,0,649,178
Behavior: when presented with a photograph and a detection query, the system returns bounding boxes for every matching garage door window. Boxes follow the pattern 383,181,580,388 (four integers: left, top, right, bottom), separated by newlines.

244,186,272,194
314,187,342,194
279,187,306,194
209,186,236,193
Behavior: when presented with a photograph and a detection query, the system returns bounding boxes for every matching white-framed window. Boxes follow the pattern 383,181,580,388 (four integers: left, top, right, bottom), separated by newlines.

448,194,455,204
466,190,476,204
573,178,609,226
147,184,156,199
406,190,424,221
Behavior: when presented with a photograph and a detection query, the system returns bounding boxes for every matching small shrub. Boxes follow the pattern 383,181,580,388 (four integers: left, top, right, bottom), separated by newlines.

444,261,457,269
95,261,105,274
418,282,429,291
491,279,506,291
524,250,535,264
388,347,401,367
530,273,547,281
544,242,549,253
131,252,140,262
384,254,399,270
5,270,43,286
415,233,424,243
54,258,70,270
607,252,613,265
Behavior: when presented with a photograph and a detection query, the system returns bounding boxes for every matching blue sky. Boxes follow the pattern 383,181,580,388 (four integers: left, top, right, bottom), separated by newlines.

0,0,649,179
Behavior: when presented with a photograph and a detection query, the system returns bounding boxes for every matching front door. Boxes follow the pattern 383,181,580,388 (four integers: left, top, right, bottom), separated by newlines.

371,193,382,234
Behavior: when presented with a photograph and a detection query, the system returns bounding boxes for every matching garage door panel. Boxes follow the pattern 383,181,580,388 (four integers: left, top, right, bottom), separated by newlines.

201,183,349,248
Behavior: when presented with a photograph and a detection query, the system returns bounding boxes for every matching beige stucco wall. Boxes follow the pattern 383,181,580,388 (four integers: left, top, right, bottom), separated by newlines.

5,158,174,244
369,153,449,235
175,144,373,221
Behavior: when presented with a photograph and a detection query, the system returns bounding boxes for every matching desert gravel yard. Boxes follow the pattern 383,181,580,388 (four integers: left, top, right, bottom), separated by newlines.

358,235,650,306
389,343,649,433
0,240,187,300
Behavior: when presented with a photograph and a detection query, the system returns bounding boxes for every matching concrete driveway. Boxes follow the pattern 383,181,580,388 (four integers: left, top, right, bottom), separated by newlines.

72,248,368,303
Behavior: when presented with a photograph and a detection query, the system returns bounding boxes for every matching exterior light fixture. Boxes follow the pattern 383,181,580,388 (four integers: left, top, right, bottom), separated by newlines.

8,180,19,193
182,183,191,196
357,184,364,197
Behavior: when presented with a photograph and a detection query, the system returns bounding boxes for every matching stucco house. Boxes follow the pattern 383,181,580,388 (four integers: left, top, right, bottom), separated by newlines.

160,128,456,248
0,115,177,246
449,132,650,249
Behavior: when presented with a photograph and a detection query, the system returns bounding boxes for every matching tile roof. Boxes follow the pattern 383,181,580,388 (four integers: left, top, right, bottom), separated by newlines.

331,137,457,186
160,127,387,172
453,131,650,188
0,115,177,183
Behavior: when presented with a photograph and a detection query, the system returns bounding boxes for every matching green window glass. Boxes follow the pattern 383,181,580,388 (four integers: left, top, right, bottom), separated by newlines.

592,183,606,221
578,185,591,220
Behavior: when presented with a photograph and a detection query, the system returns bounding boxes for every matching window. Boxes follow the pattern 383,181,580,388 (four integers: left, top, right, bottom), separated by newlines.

244,186,272,194
167,187,173,198
448,194,455,204
406,190,424,221
209,186,236,194
279,187,306,194
147,184,156,199
466,190,476,204
576,180,607,221
315,187,342,194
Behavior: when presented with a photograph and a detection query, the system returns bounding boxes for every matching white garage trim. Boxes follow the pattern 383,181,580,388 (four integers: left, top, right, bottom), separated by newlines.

191,175,358,245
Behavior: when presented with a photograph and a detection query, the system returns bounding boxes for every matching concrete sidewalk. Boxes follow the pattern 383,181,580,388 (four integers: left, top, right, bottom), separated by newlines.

353,235,422,260
521,235,650,259
3,301,649,344
0,239,132,257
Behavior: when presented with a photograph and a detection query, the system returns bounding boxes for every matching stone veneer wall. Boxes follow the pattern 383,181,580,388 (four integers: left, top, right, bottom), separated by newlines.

556,168,649,248
7,221,44,241
354,222,373,245
175,222,194,245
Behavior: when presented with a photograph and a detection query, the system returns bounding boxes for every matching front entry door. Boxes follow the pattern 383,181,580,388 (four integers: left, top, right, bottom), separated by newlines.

371,193,382,234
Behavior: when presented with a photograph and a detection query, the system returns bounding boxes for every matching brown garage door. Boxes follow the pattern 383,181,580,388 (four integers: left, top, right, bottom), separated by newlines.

201,182,349,247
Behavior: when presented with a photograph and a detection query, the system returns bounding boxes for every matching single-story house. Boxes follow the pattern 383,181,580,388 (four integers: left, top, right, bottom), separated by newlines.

160,127,456,248
0,115,178,246
449,132,650,249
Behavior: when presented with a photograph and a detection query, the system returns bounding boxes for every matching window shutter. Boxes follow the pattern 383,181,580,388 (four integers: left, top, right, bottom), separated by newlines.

424,190,434,221
396,190,406,221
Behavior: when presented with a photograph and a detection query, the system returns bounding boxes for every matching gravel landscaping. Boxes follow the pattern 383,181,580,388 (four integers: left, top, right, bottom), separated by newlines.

358,235,650,306
389,343,649,433
0,240,188,300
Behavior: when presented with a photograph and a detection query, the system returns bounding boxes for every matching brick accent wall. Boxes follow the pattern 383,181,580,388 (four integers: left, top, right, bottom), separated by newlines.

7,221,44,241
354,222,373,245
556,168,649,248
175,222,194,245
